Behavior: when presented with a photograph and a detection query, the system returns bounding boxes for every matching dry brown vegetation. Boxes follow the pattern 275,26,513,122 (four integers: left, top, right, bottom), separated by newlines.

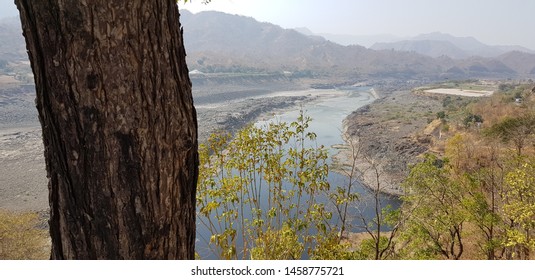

0,210,49,259
341,81,535,260
402,82,535,259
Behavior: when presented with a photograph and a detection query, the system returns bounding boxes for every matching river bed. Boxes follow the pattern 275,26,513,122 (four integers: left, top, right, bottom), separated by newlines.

196,87,401,259
255,87,401,225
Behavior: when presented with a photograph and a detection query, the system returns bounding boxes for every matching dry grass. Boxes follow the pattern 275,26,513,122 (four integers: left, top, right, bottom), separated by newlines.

0,210,50,259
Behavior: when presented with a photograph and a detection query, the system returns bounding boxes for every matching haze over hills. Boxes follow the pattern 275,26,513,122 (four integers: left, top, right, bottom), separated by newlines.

499,51,535,75
1,11,535,81
181,10,445,79
293,28,535,60
293,27,402,48
371,32,535,59
0,17,26,62
180,11,535,79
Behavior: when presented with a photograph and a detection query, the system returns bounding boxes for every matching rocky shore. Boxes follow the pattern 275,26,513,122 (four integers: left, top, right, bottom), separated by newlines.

197,95,308,143
334,89,443,195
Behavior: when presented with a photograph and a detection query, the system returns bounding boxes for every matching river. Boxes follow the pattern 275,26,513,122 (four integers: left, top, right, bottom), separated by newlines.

196,86,401,259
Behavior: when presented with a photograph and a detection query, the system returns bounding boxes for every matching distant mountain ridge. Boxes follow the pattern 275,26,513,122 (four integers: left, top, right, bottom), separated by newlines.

181,11,535,78
293,27,402,48
1,11,535,80
181,10,443,78
371,32,535,59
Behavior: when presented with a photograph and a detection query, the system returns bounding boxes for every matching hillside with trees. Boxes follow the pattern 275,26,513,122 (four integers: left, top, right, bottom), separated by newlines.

340,81,535,259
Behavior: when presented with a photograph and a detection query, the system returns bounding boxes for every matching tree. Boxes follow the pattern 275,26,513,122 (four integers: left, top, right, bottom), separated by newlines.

196,113,332,259
502,158,535,259
436,111,446,120
463,113,483,128
349,154,401,260
16,1,198,259
463,145,507,260
485,114,535,156
319,132,401,260
400,155,467,260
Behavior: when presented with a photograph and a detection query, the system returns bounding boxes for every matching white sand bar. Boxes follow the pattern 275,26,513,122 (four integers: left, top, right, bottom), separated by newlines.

424,88,494,97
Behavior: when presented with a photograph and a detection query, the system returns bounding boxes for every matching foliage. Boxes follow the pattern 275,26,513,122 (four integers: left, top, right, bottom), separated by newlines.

463,113,483,127
400,154,467,259
397,81,535,259
250,224,303,260
502,158,535,259
499,83,515,92
197,111,336,259
0,210,49,259
310,232,359,260
442,96,453,108
195,111,403,260
351,235,394,260
484,114,535,155
400,101,535,260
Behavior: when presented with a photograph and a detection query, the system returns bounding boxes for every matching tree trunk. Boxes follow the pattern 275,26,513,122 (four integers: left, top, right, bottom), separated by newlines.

16,0,198,259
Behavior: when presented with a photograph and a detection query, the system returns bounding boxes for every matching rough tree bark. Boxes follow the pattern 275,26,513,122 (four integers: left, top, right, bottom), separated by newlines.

15,0,198,259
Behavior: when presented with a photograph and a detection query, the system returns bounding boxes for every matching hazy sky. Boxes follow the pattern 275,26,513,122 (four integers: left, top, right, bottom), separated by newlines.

0,0,17,19
2,0,534,49
180,0,535,49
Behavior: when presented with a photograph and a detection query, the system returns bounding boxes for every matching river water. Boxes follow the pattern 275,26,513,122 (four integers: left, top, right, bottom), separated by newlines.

196,87,401,259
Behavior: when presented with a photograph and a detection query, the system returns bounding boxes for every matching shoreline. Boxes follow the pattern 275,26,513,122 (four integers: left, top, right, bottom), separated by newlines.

333,89,444,197
331,122,404,196
330,86,405,197
0,85,389,213
243,87,401,195
0,87,331,213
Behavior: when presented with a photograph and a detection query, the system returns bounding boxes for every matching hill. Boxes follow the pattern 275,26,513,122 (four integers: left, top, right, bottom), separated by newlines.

181,10,445,79
372,39,467,59
293,27,402,48
498,51,535,75
371,32,534,60
1,11,535,80
181,11,535,79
